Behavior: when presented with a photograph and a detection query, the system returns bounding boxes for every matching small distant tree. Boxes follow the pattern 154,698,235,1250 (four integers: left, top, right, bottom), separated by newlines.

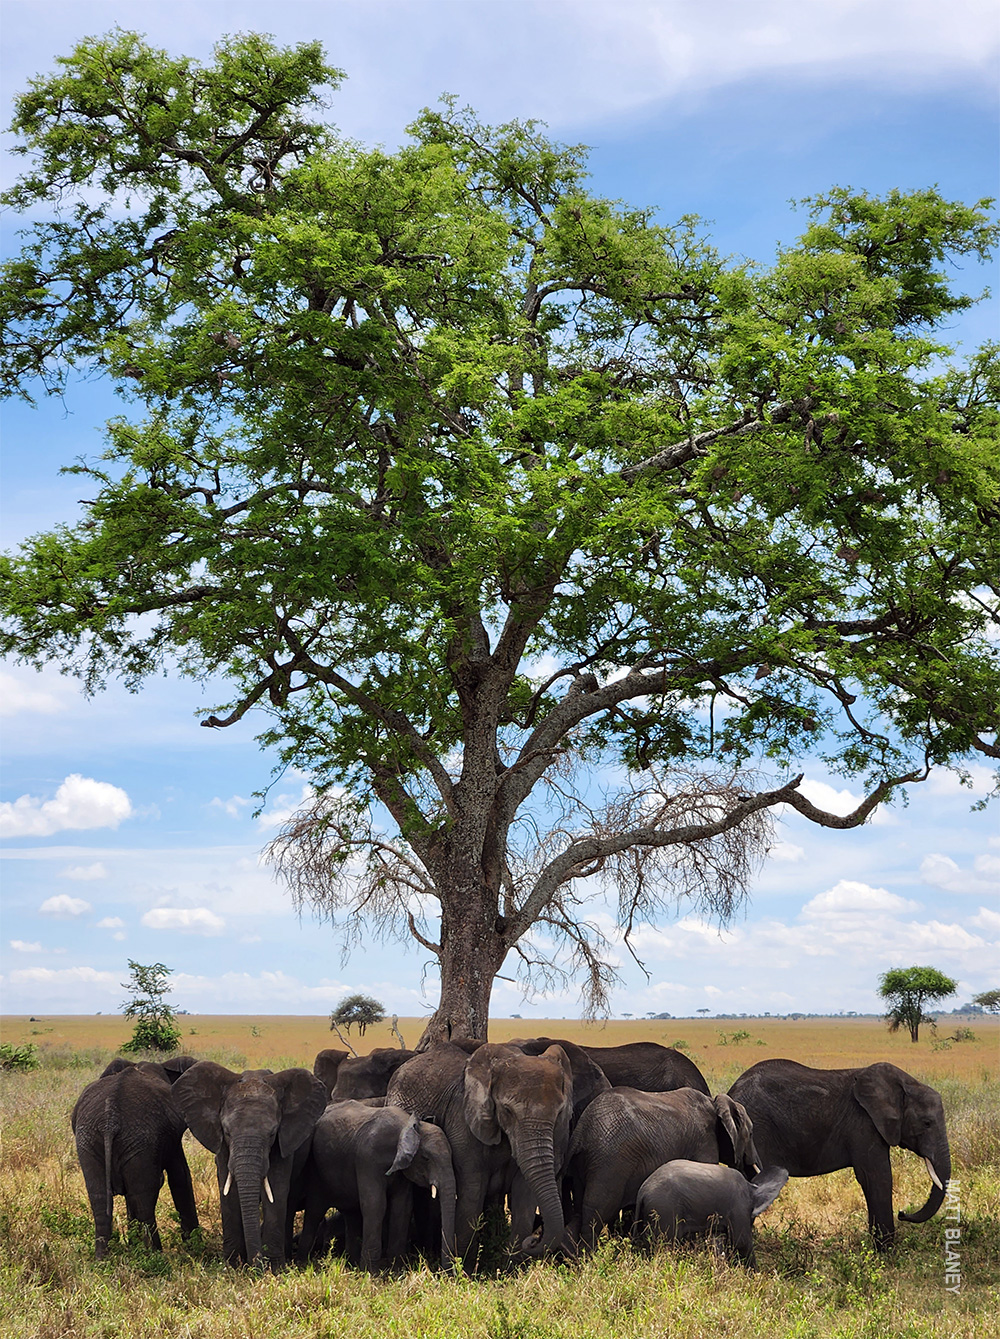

878,966,958,1043
330,993,386,1037
120,960,182,1053
973,988,1000,1014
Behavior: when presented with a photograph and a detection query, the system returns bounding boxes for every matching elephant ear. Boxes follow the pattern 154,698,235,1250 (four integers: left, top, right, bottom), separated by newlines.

749,1166,789,1217
160,1054,199,1082
714,1094,760,1174
853,1064,904,1146
100,1056,135,1078
463,1046,503,1145
172,1060,239,1154
387,1114,422,1175
541,1045,575,1152
313,1048,349,1099
268,1068,329,1157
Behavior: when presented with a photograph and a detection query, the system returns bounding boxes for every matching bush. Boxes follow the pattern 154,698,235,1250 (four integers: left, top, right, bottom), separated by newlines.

120,1017,183,1054
0,1043,40,1072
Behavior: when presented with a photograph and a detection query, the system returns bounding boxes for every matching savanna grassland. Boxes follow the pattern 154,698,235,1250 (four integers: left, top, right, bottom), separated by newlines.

1,1015,998,1339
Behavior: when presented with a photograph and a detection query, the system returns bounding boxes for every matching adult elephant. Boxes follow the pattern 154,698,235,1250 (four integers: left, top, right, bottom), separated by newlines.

729,1059,951,1249
579,1041,710,1095
507,1038,611,1123
173,1061,327,1269
386,1041,574,1261
72,1055,199,1258
298,1100,457,1270
328,1047,417,1101
562,1087,760,1252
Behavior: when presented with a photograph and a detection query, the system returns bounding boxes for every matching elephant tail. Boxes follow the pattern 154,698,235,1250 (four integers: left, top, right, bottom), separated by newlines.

387,1115,422,1176
103,1092,120,1226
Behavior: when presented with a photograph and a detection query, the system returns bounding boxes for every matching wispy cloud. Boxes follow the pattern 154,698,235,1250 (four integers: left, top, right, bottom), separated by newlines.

59,861,108,881
141,906,226,935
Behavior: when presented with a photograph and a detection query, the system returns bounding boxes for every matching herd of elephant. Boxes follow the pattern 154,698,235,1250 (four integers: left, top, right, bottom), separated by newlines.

71,1036,951,1272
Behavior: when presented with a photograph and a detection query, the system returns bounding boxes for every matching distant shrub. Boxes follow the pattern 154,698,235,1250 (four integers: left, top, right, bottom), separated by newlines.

330,993,386,1036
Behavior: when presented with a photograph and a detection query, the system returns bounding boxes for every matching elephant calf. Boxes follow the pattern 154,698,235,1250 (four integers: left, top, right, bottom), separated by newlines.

635,1161,788,1268
72,1056,199,1258
298,1100,457,1270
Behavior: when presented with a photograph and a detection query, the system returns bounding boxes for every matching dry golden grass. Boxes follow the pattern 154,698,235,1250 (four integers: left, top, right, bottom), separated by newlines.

2,1016,997,1338
4,1013,997,1084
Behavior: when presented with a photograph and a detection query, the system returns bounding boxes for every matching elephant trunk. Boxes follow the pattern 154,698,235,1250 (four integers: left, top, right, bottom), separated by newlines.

898,1139,952,1224
513,1121,565,1251
229,1142,270,1264
432,1153,458,1267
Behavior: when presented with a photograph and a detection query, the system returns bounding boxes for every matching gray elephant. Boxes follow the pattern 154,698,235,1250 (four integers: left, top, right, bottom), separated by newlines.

297,1100,457,1270
729,1059,950,1249
562,1087,760,1252
520,1038,709,1096
386,1040,575,1262
634,1161,788,1267
312,1047,350,1099
328,1047,417,1101
71,1055,199,1258
172,1061,327,1269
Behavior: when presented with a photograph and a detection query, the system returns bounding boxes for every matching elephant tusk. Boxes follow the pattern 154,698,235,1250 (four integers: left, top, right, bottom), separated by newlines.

223,1172,232,1197
431,1184,437,1199
924,1158,944,1191
753,1164,762,1175
263,1176,274,1204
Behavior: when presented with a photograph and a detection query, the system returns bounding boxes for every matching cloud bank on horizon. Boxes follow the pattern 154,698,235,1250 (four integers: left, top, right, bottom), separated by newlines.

1,0,997,1018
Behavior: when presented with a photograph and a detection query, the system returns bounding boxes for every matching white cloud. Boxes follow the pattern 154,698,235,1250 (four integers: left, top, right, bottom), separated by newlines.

769,841,805,863
926,765,998,797
802,881,920,918
0,670,70,717
256,784,316,830
96,916,124,929
38,893,91,917
10,939,42,952
970,907,1000,935
209,795,251,819
0,775,132,838
59,861,108,881
920,852,1000,895
792,778,894,825
141,906,226,935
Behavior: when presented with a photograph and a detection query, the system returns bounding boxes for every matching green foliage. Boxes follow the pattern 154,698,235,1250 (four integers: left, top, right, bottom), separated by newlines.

0,1042,40,1072
973,988,1000,1013
1,30,998,1035
119,960,182,1053
330,993,386,1036
878,966,958,1042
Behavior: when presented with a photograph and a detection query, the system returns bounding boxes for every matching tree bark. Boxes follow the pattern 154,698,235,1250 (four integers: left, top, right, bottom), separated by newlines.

416,883,507,1048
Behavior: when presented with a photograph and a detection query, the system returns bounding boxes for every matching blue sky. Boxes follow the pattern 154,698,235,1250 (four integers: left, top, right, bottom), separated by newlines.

2,0,998,1019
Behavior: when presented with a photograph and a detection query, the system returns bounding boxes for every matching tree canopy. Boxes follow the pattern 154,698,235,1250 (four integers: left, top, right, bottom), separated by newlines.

2,33,998,1044
878,966,958,1043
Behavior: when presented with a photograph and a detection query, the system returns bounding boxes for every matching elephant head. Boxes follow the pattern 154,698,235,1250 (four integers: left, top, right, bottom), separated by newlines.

852,1063,951,1224
713,1094,762,1178
174,1061,327,1265
463,1042,573,1252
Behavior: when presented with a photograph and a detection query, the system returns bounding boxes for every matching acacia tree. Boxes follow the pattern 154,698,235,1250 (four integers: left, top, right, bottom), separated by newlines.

879,966,958,1042
2,34,998,1046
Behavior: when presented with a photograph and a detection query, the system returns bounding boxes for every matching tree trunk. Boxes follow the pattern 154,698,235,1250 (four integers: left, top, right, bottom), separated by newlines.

417,886,507,1048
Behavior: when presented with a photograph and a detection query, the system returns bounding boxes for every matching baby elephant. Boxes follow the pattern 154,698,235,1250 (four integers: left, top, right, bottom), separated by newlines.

634,1160,788,1267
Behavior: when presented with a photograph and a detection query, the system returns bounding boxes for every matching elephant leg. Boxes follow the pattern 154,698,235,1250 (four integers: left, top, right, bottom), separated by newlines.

296,1182,330,1264
123,1184,162,1252
342,1210,364,1266
454,1171,488,1262
385,1179,414,1265
854,1154,895,1250
356,1169,389,1270
165,1147,199,1239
